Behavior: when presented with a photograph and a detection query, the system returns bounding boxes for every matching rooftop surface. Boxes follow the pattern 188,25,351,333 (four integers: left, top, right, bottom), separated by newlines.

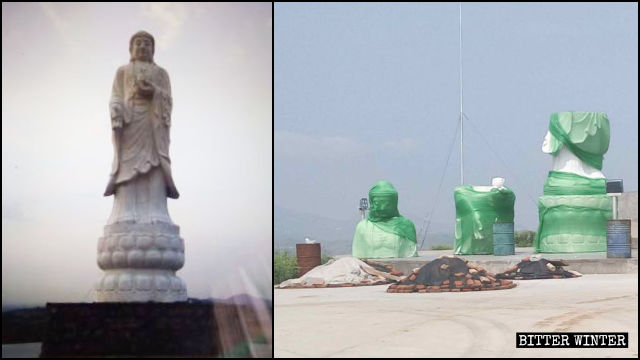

275,273,638,358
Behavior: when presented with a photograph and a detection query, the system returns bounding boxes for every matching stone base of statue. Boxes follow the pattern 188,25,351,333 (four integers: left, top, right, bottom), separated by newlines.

95,221,187,302
40,302,219,357
536,195,612,253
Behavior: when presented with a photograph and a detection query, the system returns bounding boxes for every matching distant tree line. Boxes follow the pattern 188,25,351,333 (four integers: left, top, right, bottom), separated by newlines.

274,251,334,284
515,230,536,247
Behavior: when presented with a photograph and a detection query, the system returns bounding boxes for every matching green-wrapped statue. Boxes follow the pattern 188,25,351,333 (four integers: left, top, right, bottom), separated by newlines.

453,178,516,255
536,111,612,253
352,181,418,258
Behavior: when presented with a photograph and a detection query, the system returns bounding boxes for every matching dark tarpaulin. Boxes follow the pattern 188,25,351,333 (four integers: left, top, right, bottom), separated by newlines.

496,258,581,279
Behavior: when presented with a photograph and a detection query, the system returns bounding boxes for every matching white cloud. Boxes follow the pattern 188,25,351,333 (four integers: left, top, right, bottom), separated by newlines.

275,130,370,162
39,2,70,35
38,2,81,50
275,132,421,161
383,138,419,152
140,2,187,50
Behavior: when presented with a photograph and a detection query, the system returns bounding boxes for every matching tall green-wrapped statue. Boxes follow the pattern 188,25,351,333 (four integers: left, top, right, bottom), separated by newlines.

536,111,612,253
352,181,418,258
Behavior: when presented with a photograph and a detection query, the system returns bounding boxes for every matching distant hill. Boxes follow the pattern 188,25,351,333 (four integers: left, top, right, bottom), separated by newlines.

189,295,272,313
275,205,455,255
2,304,39,312
220,294,271,309
2,307,48,344
274,206,358,255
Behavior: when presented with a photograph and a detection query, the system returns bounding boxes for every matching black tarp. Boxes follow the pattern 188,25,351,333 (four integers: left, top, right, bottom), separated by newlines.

496,258,580,280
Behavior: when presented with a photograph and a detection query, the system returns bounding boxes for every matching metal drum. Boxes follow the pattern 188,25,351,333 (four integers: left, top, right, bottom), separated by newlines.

607,220,631,258
493,222,515,256
296,243,321,277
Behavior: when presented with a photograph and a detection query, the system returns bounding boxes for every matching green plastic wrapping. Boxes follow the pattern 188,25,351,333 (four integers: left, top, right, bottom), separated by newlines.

352,220,418,258
536,111,612,253
543,171,606,195
535,195,611,253
548,111,610,170
453,186,516,255
352,181,418,258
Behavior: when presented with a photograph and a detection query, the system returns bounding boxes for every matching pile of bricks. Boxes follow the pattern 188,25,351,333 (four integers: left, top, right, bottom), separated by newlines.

386,256,516,293
496,257,582,280
324,280,388,288
362,259,404,276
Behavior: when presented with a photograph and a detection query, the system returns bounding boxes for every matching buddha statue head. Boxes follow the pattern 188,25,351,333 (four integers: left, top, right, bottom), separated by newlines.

129,30,155,63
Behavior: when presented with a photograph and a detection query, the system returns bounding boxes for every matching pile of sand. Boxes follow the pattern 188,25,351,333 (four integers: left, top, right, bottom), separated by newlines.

276,257,404,288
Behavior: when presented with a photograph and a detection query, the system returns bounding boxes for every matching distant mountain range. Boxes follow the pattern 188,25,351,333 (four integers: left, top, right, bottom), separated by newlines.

2,294,272,314
189,295,272,311
2,304,35,312
275,205,455,255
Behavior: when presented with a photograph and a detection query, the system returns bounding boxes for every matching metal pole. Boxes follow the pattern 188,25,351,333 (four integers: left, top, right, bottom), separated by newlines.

612,196,618,220
459,2,464,185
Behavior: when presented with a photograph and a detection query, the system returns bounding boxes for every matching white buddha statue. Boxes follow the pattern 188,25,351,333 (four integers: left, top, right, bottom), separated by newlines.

541,131,605,179
96,31,186,302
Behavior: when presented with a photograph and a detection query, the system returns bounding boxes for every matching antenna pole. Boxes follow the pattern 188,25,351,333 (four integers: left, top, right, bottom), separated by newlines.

459,2,464,185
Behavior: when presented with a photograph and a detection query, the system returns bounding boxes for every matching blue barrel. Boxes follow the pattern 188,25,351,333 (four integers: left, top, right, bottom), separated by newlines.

607,220,631,258
493,222,515,255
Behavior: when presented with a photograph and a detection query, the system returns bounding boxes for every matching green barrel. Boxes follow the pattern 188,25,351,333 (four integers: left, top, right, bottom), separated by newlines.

607,220,631,258
493,222,515,255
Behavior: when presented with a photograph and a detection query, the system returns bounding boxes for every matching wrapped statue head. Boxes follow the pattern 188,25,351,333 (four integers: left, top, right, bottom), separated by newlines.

352,180,418,258
367,181,400,222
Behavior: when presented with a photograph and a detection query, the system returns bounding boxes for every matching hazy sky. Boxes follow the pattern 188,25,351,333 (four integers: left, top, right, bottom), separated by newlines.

2,2,272,306
275,3,638,242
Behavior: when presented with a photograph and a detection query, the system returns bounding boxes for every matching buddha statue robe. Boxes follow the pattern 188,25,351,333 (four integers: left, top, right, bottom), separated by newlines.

104,59,179,224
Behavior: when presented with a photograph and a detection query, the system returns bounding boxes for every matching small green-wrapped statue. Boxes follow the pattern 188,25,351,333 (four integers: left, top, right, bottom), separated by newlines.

453,179,516,255
352,181,418,258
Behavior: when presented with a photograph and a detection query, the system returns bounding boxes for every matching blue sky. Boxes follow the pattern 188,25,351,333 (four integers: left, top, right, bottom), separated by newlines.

2,3,272,305
275,3,638,238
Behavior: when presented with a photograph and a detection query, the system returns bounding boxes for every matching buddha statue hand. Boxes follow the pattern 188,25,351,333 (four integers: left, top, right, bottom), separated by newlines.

110,103,124,129
134,78,155,98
